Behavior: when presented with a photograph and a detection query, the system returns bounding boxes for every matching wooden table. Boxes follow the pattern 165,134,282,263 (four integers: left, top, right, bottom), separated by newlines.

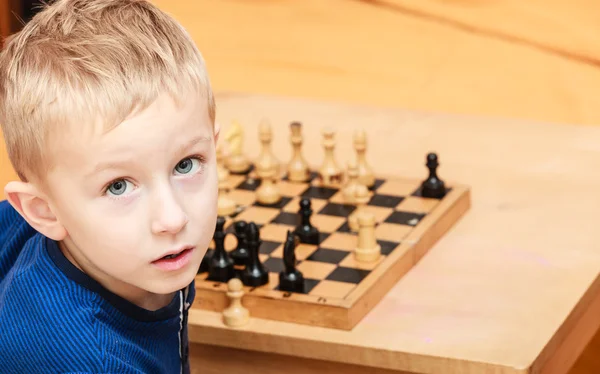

187,92,600,374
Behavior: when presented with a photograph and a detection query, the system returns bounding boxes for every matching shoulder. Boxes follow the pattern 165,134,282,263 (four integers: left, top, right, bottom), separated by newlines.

0,271,150,374
0,257,105,372
0,200,39,279
0,199,35,243
0,252,191,374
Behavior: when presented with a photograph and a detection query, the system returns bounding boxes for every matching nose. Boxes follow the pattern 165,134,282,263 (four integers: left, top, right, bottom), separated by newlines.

151,188,189,235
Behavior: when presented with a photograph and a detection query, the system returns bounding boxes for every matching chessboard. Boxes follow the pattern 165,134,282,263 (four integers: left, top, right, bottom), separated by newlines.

193,121,471,330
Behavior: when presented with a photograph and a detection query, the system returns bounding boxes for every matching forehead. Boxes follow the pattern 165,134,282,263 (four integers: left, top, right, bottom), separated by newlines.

52,93,212,166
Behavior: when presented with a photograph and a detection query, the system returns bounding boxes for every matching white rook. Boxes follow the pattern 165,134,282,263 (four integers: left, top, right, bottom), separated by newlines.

355,212,381,263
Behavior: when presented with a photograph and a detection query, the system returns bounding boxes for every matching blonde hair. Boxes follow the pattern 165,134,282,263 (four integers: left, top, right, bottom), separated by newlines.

0,0,215,184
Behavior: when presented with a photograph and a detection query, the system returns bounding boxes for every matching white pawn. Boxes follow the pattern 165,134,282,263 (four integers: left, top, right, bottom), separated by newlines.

256,163,281,205
256,119,279,176
354,129,375,188
348,185,370,231
223,278,249,328
287,122,310,182
318,128,342,186
342,161,361,204
355,212,381,263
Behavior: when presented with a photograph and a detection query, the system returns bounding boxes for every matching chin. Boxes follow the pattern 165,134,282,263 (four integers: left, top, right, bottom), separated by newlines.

146,265,201,296
147,275,196,296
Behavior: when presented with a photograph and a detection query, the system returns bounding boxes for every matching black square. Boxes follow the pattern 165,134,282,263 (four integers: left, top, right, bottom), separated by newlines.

318,202,356,217
235,178,261,191
369,179,386,191
259,240,281,255
306,248,349,264
326,267,370,284
302,278,321,294
412,185,451,199
264,257,285,273
301,186,338,200
276,278,320,295
378,240,399,255
384,211,425,226
316,232,330,245
271,211,299,226
368,194,404,208
254,196,292,209
336,221,354,234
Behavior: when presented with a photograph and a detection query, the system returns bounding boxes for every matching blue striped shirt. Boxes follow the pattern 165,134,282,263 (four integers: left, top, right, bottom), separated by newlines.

0,200,194,373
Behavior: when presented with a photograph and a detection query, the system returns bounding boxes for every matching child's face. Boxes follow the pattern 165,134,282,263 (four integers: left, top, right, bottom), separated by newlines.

44,93,218,307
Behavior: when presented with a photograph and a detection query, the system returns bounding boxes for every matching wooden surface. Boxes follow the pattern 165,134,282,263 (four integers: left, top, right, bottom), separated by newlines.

186,92,600,374
189,343,408,374
151,0,600,126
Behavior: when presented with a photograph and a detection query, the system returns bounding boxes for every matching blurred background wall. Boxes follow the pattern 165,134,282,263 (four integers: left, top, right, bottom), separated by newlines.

2,1,600,191
1,2,599,166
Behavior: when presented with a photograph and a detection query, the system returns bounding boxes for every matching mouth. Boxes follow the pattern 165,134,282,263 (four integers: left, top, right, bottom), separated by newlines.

152,246,195,271
162,252,183,260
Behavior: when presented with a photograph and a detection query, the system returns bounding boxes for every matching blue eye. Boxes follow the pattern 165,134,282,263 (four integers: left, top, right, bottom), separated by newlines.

107,179,132,196
174,157,201,175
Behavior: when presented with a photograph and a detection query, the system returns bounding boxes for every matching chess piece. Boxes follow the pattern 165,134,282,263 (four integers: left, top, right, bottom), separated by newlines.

241,222,269,287
294,198,320,245
342,161,361,204
348,185,370,231
318,128,342,186
222,278,249,328
354,129,375,188
287,122,310,182
256,162,281,205
421,152,446,198
230,220,249,266
207,217,235,282
216,143,237,216
198,250,211,273
354,212,381,262
279,230,305,293
224,120,251,174
255,119,279,177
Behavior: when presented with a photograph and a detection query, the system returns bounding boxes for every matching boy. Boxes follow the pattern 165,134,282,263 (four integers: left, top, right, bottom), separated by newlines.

0,0,219,372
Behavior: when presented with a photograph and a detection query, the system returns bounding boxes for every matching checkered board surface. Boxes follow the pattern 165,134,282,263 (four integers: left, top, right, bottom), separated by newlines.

194,169,470,330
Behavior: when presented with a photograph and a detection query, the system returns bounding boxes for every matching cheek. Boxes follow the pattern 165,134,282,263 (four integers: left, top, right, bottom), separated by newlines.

57,195,145,258
73,215,143,259
184,179,218,238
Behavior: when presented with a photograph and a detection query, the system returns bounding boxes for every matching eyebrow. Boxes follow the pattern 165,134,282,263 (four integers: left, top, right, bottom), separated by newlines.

90,135,213,176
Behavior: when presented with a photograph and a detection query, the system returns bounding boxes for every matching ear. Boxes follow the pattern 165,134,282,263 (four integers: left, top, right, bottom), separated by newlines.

4,181,67,241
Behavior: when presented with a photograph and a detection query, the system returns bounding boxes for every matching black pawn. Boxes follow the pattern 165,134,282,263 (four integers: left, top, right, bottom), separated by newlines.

207,217,235,282
230,220,249,266
279,231,305,293
421,152,446,199
294,198,320,245
241,222,269,287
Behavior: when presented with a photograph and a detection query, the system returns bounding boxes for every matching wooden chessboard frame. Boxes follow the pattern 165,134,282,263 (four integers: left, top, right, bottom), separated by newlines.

193,170,470,330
